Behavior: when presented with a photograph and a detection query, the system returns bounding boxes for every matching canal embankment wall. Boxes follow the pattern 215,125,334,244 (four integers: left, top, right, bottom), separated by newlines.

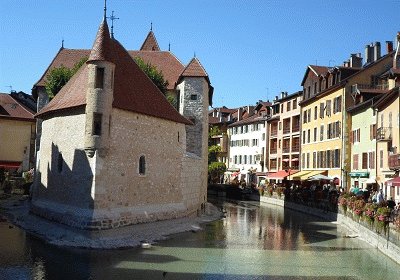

260,196,400,265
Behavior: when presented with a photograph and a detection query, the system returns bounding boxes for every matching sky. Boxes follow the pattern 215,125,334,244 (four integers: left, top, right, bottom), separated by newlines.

1,0,400,109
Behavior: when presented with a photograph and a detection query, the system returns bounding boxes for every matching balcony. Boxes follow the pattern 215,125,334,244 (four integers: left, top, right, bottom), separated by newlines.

291,125,300,133
282,146,290,153
389,154,400,170
270,129,278,137
270,148,277,154
351,83,388,94
376,127,392,141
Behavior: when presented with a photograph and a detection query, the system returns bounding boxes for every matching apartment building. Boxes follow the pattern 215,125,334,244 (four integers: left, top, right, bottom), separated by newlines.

209,106,237,166
297,41,394,190
227,102,270,185
266,91,302,182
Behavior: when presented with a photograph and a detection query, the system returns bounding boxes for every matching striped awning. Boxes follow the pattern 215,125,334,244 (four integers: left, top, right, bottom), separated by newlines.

292,170,325,181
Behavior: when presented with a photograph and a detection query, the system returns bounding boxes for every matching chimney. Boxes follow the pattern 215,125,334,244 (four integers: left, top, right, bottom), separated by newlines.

280,92,285,99
386,41,393,53
394,32,400,69
237,107,243,121
350,53,363,68
374,42,381,61
365,44,374,64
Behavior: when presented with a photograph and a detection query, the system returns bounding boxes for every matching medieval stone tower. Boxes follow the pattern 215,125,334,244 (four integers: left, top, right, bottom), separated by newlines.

84,19,115,158
177,57,214,209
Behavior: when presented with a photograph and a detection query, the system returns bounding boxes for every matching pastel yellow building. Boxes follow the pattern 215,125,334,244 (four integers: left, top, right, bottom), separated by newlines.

0,93,35,172
298,46,394,190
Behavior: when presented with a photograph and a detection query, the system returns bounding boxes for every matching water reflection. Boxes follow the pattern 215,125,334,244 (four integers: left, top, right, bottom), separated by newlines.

1,198,399,280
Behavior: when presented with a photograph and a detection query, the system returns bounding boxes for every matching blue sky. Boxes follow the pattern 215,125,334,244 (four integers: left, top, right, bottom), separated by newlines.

1,0,399,109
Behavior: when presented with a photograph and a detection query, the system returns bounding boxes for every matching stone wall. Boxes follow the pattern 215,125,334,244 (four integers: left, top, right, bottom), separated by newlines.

260,196,400,265
32,105,208,230
31,109,95,210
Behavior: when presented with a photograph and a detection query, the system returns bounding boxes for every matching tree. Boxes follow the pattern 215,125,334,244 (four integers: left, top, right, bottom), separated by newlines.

208,162,226,184
133,57,169,95
208,145,221,164
209,126,221,137
45,57,87,99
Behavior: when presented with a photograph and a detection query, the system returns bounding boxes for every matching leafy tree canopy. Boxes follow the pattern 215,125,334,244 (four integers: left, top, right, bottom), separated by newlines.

209,126,221,137
134,57,169,95
208,145,221,164
45,57,87,99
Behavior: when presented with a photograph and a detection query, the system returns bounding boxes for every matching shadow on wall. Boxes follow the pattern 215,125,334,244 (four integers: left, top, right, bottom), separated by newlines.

32,142,94,226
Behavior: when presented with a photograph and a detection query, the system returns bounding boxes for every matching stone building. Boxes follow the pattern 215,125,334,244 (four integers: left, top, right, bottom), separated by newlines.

31,16,213,230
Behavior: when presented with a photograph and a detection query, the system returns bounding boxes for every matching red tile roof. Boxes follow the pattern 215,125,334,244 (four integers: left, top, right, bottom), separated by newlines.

208,116,220,124
88,19,114,62
180,57,209,80
36,20,191,125
309,65,330,76
140,31,160,51
34,35,184,91
0,93,35,121
35,66,88,116
35,49,91,87
129,51,184,90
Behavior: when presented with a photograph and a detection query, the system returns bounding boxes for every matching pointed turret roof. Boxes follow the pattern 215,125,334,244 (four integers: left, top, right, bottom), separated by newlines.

181,57,209,79
140,31,160,51
179,57,213,106
36,19,191,125
88,19,114,62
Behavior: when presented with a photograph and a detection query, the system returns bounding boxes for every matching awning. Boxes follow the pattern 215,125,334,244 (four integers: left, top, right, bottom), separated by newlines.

386,177,400,187
292,170,325,181
0,161,21,169
349,172,369,178
267,170,298,180
307,174,333,181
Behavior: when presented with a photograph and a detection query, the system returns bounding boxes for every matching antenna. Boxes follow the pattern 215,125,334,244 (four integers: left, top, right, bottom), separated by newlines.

5,85,12,93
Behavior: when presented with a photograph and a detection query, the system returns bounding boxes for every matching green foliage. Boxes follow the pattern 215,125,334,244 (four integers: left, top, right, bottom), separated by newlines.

209,126,221,137
134,57,169,95
166,93,177,109
208,162,226,184
208,162,226,173
208,145,221,164
45,57,88,99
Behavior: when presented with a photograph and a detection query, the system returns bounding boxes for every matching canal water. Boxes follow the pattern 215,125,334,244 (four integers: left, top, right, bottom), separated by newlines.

1,197,399,280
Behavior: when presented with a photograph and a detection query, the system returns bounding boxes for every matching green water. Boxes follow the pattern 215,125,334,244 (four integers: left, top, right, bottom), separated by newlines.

1,198,399,279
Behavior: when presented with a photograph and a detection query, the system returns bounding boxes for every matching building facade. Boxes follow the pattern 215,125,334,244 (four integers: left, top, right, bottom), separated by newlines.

227,103,270,185
31,16,212,230
0,93,35,172
298,44,394,189
266,92,302,182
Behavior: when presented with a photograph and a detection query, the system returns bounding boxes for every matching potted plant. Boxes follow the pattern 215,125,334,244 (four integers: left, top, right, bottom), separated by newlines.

375,206,391,234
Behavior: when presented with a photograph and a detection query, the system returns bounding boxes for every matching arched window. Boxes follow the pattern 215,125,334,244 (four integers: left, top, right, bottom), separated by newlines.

139,156,146,175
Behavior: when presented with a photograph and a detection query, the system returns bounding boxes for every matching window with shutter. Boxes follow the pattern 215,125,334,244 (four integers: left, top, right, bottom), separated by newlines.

353,154,359,170
362,153,368,169
320,102,325,118
320,125,324,141
326,100,332,117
